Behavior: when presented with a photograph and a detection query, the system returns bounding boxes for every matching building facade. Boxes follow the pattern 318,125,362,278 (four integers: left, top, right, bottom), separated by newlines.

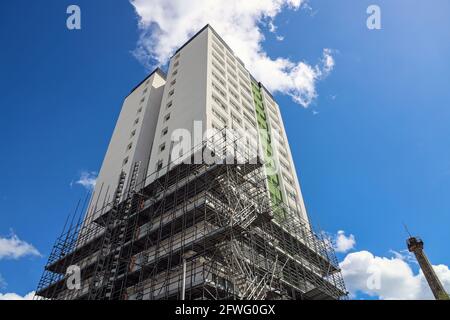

36,25,347,300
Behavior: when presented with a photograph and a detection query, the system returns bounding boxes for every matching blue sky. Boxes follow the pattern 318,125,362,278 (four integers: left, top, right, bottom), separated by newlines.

0,0,449,299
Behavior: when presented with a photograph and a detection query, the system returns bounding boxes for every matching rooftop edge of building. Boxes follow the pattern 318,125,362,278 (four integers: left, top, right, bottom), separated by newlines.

127,67,167,98
127,24,276,102
175,24,276,101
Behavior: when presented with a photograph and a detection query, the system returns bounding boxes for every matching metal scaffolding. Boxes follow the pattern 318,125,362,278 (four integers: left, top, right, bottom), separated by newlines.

35,130,347,300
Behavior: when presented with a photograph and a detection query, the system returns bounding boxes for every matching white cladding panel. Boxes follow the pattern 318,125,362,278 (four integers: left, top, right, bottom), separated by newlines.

85,72,165,221
146,27,209,182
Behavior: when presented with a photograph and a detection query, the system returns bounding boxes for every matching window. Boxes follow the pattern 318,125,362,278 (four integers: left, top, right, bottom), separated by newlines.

171,79,176,86
174,61,179,68
164,113,171,122
140,97,145,104
212,61,226,77
137,107,143,114
143,88,148,95
229,98,240,112
134,118,140,125
212,71,226,87
227,60,236,71
227,69,237,80
284,174,294,186
161,127,168,137
267,97,276,107
156,160,163,172
211,122,222,131
123,157,129,166
212,94,227,111
211,44,225,58
168,89,175,97
212,42,224,56
240,82,251,95
172,69,178,76
130,129,136,138
212,36,224,51
270,119,281,132
229,88,239,101
231,113,242,126
226,52,235,63
166,101,173,109
228,78,238,90
269,110,279,124
212,43,225,58
159,143,166,153
242,101,253,114
243,112,256,127
212,107,227,126
212,82,226,98
237,63,248,76
212,52,225,68
280,160,290,172
239,71,249,83
126,142,133,151
241,91,253,105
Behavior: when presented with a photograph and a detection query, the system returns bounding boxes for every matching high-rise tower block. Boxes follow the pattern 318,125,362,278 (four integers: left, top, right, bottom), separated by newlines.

35,25,347,300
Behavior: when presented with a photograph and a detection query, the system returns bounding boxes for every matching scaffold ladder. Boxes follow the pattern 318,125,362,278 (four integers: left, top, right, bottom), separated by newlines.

88,171,127,299
104,161,141,299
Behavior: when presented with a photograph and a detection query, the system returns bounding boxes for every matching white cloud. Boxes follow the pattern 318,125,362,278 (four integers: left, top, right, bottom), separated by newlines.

0,291,35,300
268,21,277,33
0,274,6,289
0,233,41,260
335,230,356,253
340,250,450,300
130,0,334,107
73,171,97,190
